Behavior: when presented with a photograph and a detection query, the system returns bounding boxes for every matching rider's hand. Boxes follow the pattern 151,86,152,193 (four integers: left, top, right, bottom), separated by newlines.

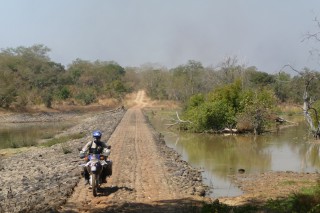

79,151,85,159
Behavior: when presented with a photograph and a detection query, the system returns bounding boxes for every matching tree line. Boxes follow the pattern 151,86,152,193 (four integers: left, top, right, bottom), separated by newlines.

0,44,132,109
1,45,319,134
138,58,320,134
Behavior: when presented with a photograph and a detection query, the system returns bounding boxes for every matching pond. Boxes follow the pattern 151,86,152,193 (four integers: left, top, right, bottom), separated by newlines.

145,109,320,198
0,122,76,149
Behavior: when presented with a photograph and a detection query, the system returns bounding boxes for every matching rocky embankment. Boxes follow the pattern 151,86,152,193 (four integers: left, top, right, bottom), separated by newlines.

0,109,125,213
0,109,208,213
152,133,207,197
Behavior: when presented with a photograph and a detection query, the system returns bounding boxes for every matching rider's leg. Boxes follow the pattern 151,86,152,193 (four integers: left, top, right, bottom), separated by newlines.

83,167,90,184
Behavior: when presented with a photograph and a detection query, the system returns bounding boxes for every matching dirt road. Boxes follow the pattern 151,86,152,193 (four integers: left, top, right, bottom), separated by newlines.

60,91,207,213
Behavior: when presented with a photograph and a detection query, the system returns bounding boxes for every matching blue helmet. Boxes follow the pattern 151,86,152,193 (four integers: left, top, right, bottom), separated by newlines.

93,130,102,138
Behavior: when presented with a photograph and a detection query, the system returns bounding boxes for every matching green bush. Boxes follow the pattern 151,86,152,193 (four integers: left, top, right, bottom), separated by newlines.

182,81,276,133
75,90,96,105
41,93,53,108
184,100,235,132
57,86,71,100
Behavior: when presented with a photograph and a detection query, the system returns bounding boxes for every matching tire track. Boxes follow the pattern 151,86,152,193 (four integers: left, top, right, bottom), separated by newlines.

60,91,206,212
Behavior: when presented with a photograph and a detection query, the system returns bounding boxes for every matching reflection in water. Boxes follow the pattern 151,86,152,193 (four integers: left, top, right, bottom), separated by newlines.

147,111,320,198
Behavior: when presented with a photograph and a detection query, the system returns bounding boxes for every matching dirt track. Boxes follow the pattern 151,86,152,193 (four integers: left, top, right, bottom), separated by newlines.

59,91,207,213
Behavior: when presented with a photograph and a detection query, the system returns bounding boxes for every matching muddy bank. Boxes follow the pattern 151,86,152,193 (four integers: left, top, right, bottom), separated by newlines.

219,171,320,206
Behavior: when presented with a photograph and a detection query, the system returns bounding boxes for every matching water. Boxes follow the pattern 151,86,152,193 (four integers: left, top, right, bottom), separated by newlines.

146,110,320,198
0,122,75,149
2,110,320,198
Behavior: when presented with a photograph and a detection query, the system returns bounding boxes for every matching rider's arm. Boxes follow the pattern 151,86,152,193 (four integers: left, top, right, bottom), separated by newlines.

102,142,108,148
81,141,92,152
79,141,91,158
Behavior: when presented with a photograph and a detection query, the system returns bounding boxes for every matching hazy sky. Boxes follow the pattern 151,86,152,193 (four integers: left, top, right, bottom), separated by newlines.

1,0,320,73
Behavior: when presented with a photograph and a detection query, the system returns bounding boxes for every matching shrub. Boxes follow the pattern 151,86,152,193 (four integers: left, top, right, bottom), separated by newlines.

57,86,71,100
41,92,53,108
182,82,277,133
75,90,96,105
183,100,235,132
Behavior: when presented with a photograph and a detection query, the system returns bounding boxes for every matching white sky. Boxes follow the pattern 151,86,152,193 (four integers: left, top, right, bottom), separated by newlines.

1,0,320,73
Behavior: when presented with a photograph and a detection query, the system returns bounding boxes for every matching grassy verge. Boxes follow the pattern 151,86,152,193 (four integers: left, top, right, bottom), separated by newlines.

202,182,320,213
201,200,258,213
41,132,85,147
264,182,320,213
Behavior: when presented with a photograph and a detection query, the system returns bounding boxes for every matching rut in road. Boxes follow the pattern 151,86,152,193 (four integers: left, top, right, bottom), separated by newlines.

107,107,180,202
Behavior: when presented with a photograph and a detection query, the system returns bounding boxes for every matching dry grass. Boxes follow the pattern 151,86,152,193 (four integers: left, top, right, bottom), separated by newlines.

97,98,119,106
0,146,38,157
147,100,181,109
277,103,302,114
123,92,139,108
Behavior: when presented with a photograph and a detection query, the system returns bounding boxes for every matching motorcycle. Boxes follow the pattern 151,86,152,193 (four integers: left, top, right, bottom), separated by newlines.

80,146,112,197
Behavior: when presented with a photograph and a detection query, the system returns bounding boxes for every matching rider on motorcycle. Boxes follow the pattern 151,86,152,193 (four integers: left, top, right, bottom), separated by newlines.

80,130,109,185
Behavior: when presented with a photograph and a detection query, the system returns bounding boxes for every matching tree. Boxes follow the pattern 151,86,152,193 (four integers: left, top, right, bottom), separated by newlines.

182,81,236,132
216,56,244,84
0,70,16,108
301,71,320,138
67,59,92,83
0,44,63,107
248,70,275,88
237,88,277,134
122,67,140,92
141,69,169,100
282,65,320,138
169,60,205,102
273,71,291,102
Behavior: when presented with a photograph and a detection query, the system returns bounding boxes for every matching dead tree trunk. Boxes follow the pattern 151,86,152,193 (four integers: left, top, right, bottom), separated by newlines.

300,70,320,138
282,65,320,139
303,90,320,138
166,111,192,129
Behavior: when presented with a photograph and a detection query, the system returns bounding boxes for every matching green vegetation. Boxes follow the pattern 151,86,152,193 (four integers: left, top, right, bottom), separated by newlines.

6,138,37,149
201,200,258,213
181,80,277,133
41,132,85,147
1,44,319,134
0,44,130,110
137,58,320,133
264,184,320,213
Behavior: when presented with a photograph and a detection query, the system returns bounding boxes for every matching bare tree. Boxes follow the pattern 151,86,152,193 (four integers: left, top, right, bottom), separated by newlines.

282,65,320,138
302,73,320,138
303,17,320,42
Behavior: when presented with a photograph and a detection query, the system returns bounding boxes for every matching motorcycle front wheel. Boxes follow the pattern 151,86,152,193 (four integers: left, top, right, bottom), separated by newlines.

92,174,97,197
